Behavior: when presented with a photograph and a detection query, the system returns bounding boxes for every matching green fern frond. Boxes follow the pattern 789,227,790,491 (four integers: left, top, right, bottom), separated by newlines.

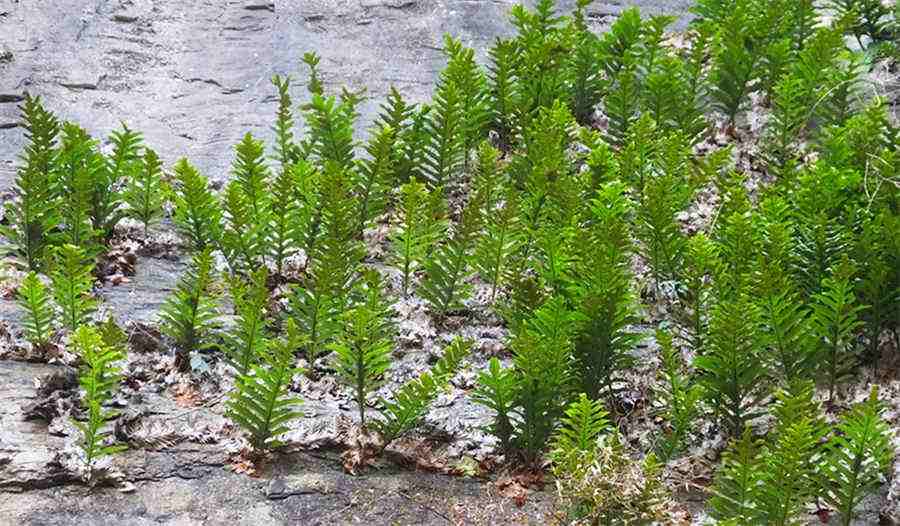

224,267,269,376
695,292,769,436
268,159,303,277
303,92,358,172
473,357,518,452
171,158,222,252
71,324,127,481
822,386,895,526
227,320,304,451
355,124,396,235
93,123,142,240
330,273,394,428
123,147,166,238
552,393,610,460
159,248,219,371
655,329,704,460
709,426,763,523
17,271,56,346
810,272,867,401
373,338,471,448
50,244,98,332
57,123,101,252
391,180,447,297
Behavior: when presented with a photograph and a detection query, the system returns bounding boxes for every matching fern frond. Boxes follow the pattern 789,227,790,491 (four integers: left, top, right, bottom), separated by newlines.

473,357,517,452
330,274,394,427
159,248,219,370
123,148,166,238
50,244,97,332
373,338,471,448
390,180,447,297
227,320,304,451
57,123,101,252
171,158,221,252
355,124,396,235
822,386,895,526
810,272,867,401
655,329,704,460
224,267,269,376
551,393,610,460
709,426,763,523
17,271,56,346
94,123,142,240
71,325,126,480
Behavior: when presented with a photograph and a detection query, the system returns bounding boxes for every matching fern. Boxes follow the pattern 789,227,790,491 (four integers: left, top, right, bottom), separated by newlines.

355,124,395,235
390,180,447,297
755,381,827,525
330,274,394,428
677,233,721,352
810,271,867,402
474,187,522,302
473,357,518,452
267,158,303,277
159,248,219,371
826,0,893,48
1,94,60,270
222,133,271,274
303,91,357,172
655,329,703,461
93,124,141,241
373,338,471,448
50,244,98,332
487,38,520,149
123,148,166,238
224,267,269,377
551,393,610,462
418,182,485,315
444,35,490,171
17,271,56,347
709,6,762,125
566,0,604,125
758,287,817,385
71,324,127,481
510,296,579,461
695,292,769,436
708,426,763,523
56,123,101,252
421,75,463,189
822,387,895,526
271,74,299,174
375,86,418,184
226,320,304,451
171,158,221,252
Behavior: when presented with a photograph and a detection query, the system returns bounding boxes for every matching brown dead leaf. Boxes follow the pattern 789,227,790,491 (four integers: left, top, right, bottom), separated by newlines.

172,383,202,407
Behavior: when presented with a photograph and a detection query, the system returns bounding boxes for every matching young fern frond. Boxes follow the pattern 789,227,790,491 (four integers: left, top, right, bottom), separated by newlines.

390,180,447,297
655,329,703,461
677,233,721,352
695,292,769,436
268,159,303,277
123,148,166,238
758,287,818,385
754,381,826,525
709,7,762,125
443,35,490,171
159,248,219,371
222,133,271,274
227,320,304,451
487,38,520,149
303,91,357,172
17,271,56,347
50,244,98,333
71,324,127,481
810,272,867,402
709,426,763,523
418,178,485,315
1,94,60,270
355,124,396,235
551,393,610,462
224,267,269,377
422,76,464,189
330,274,394,428
823,387,895,526
271,74,299,173
473,357,518,452
94,124,142,241
373,337,471,448
474,187,522,302
57,123,101,252
172,158,221,252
